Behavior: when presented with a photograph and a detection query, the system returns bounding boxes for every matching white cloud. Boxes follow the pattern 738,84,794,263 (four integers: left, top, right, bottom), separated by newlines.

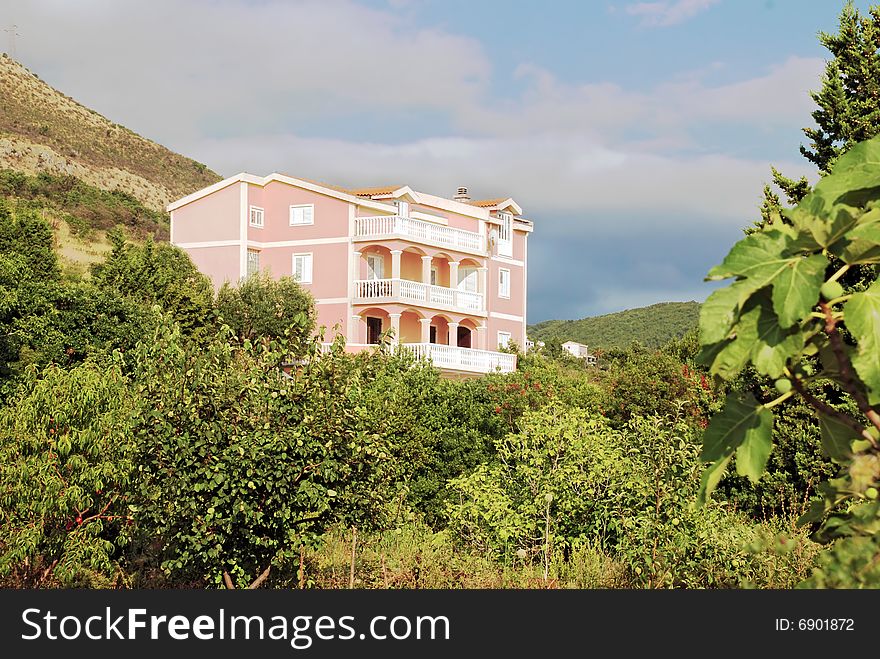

5,0,827,319
6,0,490,143
625,0,720,27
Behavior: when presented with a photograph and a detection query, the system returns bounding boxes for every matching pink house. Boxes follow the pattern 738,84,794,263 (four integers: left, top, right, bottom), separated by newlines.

168,174,533,375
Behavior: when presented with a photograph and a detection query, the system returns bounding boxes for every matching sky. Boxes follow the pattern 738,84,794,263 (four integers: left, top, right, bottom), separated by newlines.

1,0,875,322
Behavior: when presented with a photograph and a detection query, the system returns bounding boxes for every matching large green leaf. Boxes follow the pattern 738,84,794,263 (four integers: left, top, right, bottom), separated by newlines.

735,412,774,484
845,278,880,404
706,230,790,281
834,219,880,264
809,138,880,214
701,393,772,462
708,305,758,380
705,230,826,328
698,393,773,502
818,413,857,462
697,455,732,508
699,281,752,345
750,300,805,378
771,253,827,328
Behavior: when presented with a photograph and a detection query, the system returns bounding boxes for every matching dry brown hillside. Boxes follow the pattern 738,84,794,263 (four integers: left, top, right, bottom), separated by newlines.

0,53,221,211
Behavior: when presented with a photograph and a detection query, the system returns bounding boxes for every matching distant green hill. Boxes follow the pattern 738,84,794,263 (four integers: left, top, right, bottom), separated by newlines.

528,301,700,350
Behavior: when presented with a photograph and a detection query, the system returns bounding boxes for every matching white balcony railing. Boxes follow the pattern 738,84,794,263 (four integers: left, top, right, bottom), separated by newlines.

405,343,516,374
354,278,484,314
355,215,485,254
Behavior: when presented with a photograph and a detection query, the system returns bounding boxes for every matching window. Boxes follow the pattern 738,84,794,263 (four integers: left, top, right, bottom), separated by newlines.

292,253,313,284
430,266,438,286
249,205,264,228
497,211,513,257
396,200,409,217
459,267,478,292
497,331,512,348
247,249,260,277
366,254,384,280
289,204,314,226
498,268,511,298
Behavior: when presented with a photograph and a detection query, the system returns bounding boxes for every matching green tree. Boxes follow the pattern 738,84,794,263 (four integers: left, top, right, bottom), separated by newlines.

129,321,395,587
697,135,880,587
91,237,214,335
759,2,880,224
0,361,136,587
215,271,315,350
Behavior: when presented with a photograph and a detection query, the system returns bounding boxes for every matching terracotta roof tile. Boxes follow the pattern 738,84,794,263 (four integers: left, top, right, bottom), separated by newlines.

467,198,507,208
280,175,352,194
348,185,404,197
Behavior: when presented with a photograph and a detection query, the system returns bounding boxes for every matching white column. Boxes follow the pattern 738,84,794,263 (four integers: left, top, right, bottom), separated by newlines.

421,255,433,284
391,250,402,279
352,315,364,345
419,317,432,343
448,321,459,347
391,250,403,298
476,324,487,351
389,313,401,347
477,266,488,311
448,261,460,290
351,251,362,297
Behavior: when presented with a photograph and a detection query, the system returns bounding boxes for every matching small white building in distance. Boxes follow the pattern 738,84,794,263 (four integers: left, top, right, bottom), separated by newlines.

562,340,597,365
562,341,589,358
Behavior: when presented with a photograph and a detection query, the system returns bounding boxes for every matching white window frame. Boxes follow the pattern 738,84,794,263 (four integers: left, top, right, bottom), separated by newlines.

430,266,438,286
497,211,513,257
497,331,512,348
396,200,409,217
249,205,264,228
246,248,260,277
289,204,315,226
498,268,511,299
292,252,313,284
366,254,384,280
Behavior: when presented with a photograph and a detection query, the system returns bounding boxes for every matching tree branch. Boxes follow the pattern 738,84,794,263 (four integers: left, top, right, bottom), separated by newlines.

791,377,876,446
248,566,271,589
821,301,880,437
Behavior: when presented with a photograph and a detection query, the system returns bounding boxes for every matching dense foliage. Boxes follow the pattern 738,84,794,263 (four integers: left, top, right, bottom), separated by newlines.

0,169,169,239
697,135,880,587
529,301,699,350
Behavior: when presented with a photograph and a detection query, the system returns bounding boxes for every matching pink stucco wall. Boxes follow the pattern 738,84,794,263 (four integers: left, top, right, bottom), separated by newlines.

172,182,241,244
249,181,350,242
185,244,241,288
255,242,349,299
314,302,349,339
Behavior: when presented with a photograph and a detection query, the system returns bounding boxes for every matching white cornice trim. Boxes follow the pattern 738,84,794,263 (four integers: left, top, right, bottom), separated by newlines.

490,311,524,322
167,172,396,214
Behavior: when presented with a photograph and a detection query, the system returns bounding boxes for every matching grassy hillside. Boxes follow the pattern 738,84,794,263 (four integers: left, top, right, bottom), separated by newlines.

0,169,172,278
0,53,221,212
529,301,700,350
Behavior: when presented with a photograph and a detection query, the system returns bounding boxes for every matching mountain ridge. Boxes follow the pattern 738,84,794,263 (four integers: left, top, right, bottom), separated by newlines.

528,301,700,350
0,53,221,212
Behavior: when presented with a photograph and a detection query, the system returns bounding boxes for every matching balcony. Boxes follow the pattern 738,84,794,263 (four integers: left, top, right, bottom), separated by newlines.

354,278,485,315
405,343,516,374
355,215,485,255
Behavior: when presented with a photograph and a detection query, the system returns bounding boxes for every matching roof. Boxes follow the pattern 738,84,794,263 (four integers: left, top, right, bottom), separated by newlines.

168,174,528,224
282,176,351,194
467,198,507,208
348,185,405,197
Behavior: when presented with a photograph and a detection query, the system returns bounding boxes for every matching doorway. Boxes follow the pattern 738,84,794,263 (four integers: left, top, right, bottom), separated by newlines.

457,326,472,348
366,317,383,344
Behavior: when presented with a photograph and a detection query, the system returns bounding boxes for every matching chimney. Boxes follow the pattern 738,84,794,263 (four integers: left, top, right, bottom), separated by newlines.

454,186,470,202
